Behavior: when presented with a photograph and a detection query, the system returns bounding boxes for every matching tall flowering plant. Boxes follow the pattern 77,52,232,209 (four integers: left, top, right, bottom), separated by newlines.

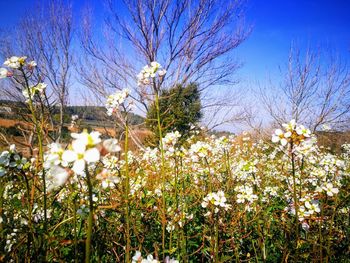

0,56,349,262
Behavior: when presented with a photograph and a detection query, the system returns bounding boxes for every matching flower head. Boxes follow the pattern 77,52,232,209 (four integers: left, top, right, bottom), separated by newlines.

62,131,101,174
322,182,339,197
137,61,166,86
272,120,312,147
0,68,8,79
106,88,130,116
4,56,27,69
22,83,47,103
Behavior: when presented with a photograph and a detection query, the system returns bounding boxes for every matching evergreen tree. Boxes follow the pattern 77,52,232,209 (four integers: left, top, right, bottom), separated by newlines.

146,83,202,144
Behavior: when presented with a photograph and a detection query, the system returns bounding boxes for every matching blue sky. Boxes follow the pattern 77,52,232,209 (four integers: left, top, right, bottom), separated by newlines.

1,0,349,83
236,0,350,82
0,0,349,130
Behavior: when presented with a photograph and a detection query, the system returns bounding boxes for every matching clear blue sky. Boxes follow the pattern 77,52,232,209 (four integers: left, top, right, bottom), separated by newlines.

1,0,349,83
237,0,350,82
0,0,349,131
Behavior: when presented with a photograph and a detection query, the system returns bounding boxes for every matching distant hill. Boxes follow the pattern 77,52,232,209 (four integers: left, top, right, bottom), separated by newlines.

0,100,145,127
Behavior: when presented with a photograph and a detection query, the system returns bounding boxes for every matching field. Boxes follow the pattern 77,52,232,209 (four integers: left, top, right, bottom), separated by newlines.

0,57,349,263
1,114,350,262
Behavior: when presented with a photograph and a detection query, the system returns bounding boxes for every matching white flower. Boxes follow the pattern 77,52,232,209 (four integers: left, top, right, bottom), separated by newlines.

0,68,8,78
106,89,130,116
44,143,64,169
321,124,331,131
296,125,311,137
62,131,101,174
96,169,120,189
28,61,37,68
236,185,258,204
103,138,121,153
22,83,47,102
158,69,167,76
272,129,289,146
202,191,231,212
304,199,320,215
301,222,310,231
150,61,160,69
142,254,159,263
137,61,165,85
4,56,19,68
47,166,69,191
282,119,296,131
214,191,228,207
132,251,142,262
71,115,79,121
4,56,27,69
70,115,79,128
71,130,101,147
9,144,16,152
322,182,339,197
162,131,181,151
62,147,99,174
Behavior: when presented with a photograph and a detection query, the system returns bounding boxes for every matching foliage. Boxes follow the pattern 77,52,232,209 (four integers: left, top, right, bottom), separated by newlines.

1,122,350,262
146,83,202,145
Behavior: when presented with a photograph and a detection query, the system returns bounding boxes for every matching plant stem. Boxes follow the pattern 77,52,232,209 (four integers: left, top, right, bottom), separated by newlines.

73,193,78,263
85,167,94,263
291,147,299,247
22,69,47,256
214,216,219,262
154,87,166,256
124,122,131,262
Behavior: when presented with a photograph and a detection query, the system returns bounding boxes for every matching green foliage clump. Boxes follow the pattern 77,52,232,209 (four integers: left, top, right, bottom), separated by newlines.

146,83,202,144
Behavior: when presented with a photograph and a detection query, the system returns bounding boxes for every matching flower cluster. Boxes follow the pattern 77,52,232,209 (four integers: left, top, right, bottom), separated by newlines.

0,56,36,78
106,88,130,116
235,185,258,205
188,141,212,162
291,195,321,221
44,130,122,191
43,133,90,191
0,145,28,177
272,119,311,146
137,61,166,86
132,251,179,263
4,56,29,69
320,182,339,197
162,131,181,153
22,82,47,103
0,113,349,261
201,190,231,214
61,130,102,175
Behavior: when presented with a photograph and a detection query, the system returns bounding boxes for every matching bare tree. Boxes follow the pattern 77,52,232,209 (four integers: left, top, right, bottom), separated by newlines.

0,0,74,141
79,0,250,131
260,45,350,132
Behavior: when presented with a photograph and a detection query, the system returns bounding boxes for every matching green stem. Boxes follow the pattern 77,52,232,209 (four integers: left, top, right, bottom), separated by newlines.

214,216,219,262
154,87,166,256
326,197,337,262
85,167,94,263
124,123,131,263
23,173,34,258
73,193,78,263
291,148,299,247
22,69,47,256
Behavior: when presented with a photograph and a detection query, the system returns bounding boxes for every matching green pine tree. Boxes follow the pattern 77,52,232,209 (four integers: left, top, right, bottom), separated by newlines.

146,83,202,145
